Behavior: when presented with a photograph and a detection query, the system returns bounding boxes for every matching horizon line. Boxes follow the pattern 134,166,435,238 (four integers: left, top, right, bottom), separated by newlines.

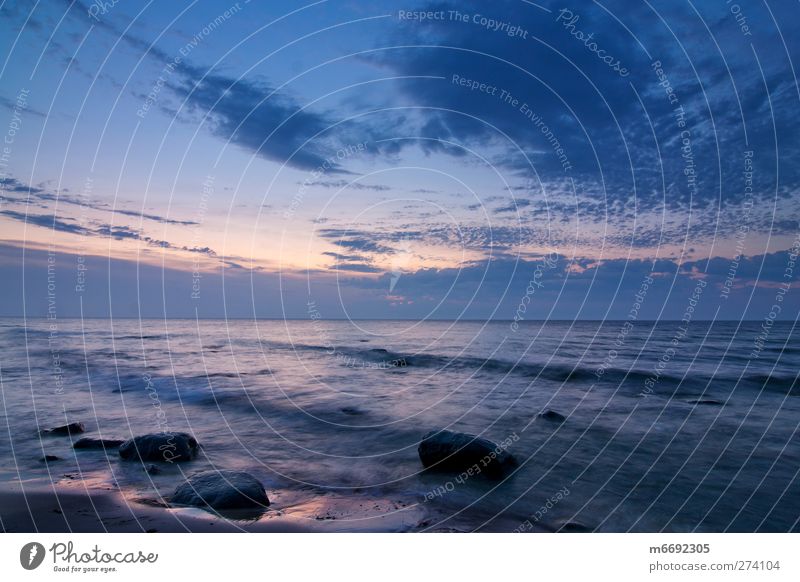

0,316,791,323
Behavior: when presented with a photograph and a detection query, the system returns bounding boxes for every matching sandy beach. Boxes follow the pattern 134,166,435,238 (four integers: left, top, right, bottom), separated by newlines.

0,476,445,533
0,484,316,533
1,472,549,533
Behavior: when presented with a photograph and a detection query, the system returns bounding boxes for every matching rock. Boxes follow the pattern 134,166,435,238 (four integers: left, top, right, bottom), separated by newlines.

39,455,61,462
42,422,85,436
539,410,566,423
418,430,517,479
146,465,160,475
119,432,199,463
172,470,270,510
73,438,125,450
340,406,364,416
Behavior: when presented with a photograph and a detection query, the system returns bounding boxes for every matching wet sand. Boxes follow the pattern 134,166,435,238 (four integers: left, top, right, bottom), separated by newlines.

0,480,431,533
0,486,315,533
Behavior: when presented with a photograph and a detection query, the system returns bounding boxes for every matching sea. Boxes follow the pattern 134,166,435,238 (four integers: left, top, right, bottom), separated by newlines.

1,318,798,532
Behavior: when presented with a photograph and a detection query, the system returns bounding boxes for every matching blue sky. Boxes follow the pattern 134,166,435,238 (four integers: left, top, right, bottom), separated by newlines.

1,0,799,319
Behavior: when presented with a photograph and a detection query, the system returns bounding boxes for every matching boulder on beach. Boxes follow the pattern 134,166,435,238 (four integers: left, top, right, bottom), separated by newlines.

538,410,566,423
172,470,270,510
418,430,518,480
73,438,125,450
42,422,85,436
119,432,199,463
39,455,61,462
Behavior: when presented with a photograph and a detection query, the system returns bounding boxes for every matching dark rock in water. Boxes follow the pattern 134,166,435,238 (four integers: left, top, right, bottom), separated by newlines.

418,430,517,480
172,470,270,510
687,399,723,406
42,422,85,436
39,455,61,462
539,410,566,423
119,432,199,463
146,464,161,475
340,406,365,416
73,438,125,450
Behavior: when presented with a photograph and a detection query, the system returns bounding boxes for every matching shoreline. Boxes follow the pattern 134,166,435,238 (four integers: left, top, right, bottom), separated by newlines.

0,479,547,533
0,478,442,533
0,483,317,533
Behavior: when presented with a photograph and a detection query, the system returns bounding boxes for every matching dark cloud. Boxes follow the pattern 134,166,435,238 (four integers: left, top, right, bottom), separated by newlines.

338,248,798,319
50,0,345,172
322,251,368,262
331,237,395,254
686,250,800,283
112,208,197,226
95,224,140,240
0,95,46,118
0,209,89,235
169,71,341,171
1,178,45,194
494,198,532,213
318,228,399,254
367,0,800,223
332,263,382,273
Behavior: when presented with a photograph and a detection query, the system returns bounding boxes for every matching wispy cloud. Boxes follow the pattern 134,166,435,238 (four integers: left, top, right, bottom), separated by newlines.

311,179,391,192
0,209,88,235
0,209,217,258
1,177,198,226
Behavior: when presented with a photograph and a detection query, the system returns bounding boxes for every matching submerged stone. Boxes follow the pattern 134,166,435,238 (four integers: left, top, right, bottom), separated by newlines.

42,422,85,436
119,432,199,463
418,429,517,479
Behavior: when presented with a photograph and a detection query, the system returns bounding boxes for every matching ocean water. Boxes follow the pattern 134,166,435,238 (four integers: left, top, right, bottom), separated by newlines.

1,317,798,532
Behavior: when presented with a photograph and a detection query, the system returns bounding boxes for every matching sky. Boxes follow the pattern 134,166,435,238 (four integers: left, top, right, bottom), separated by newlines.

0,0,799,320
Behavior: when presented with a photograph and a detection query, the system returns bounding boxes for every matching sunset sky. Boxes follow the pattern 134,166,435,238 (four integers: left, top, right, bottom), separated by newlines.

1,0,798,319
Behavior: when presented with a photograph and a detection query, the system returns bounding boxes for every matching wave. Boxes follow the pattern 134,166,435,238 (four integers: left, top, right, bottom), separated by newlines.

276,342,696,388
